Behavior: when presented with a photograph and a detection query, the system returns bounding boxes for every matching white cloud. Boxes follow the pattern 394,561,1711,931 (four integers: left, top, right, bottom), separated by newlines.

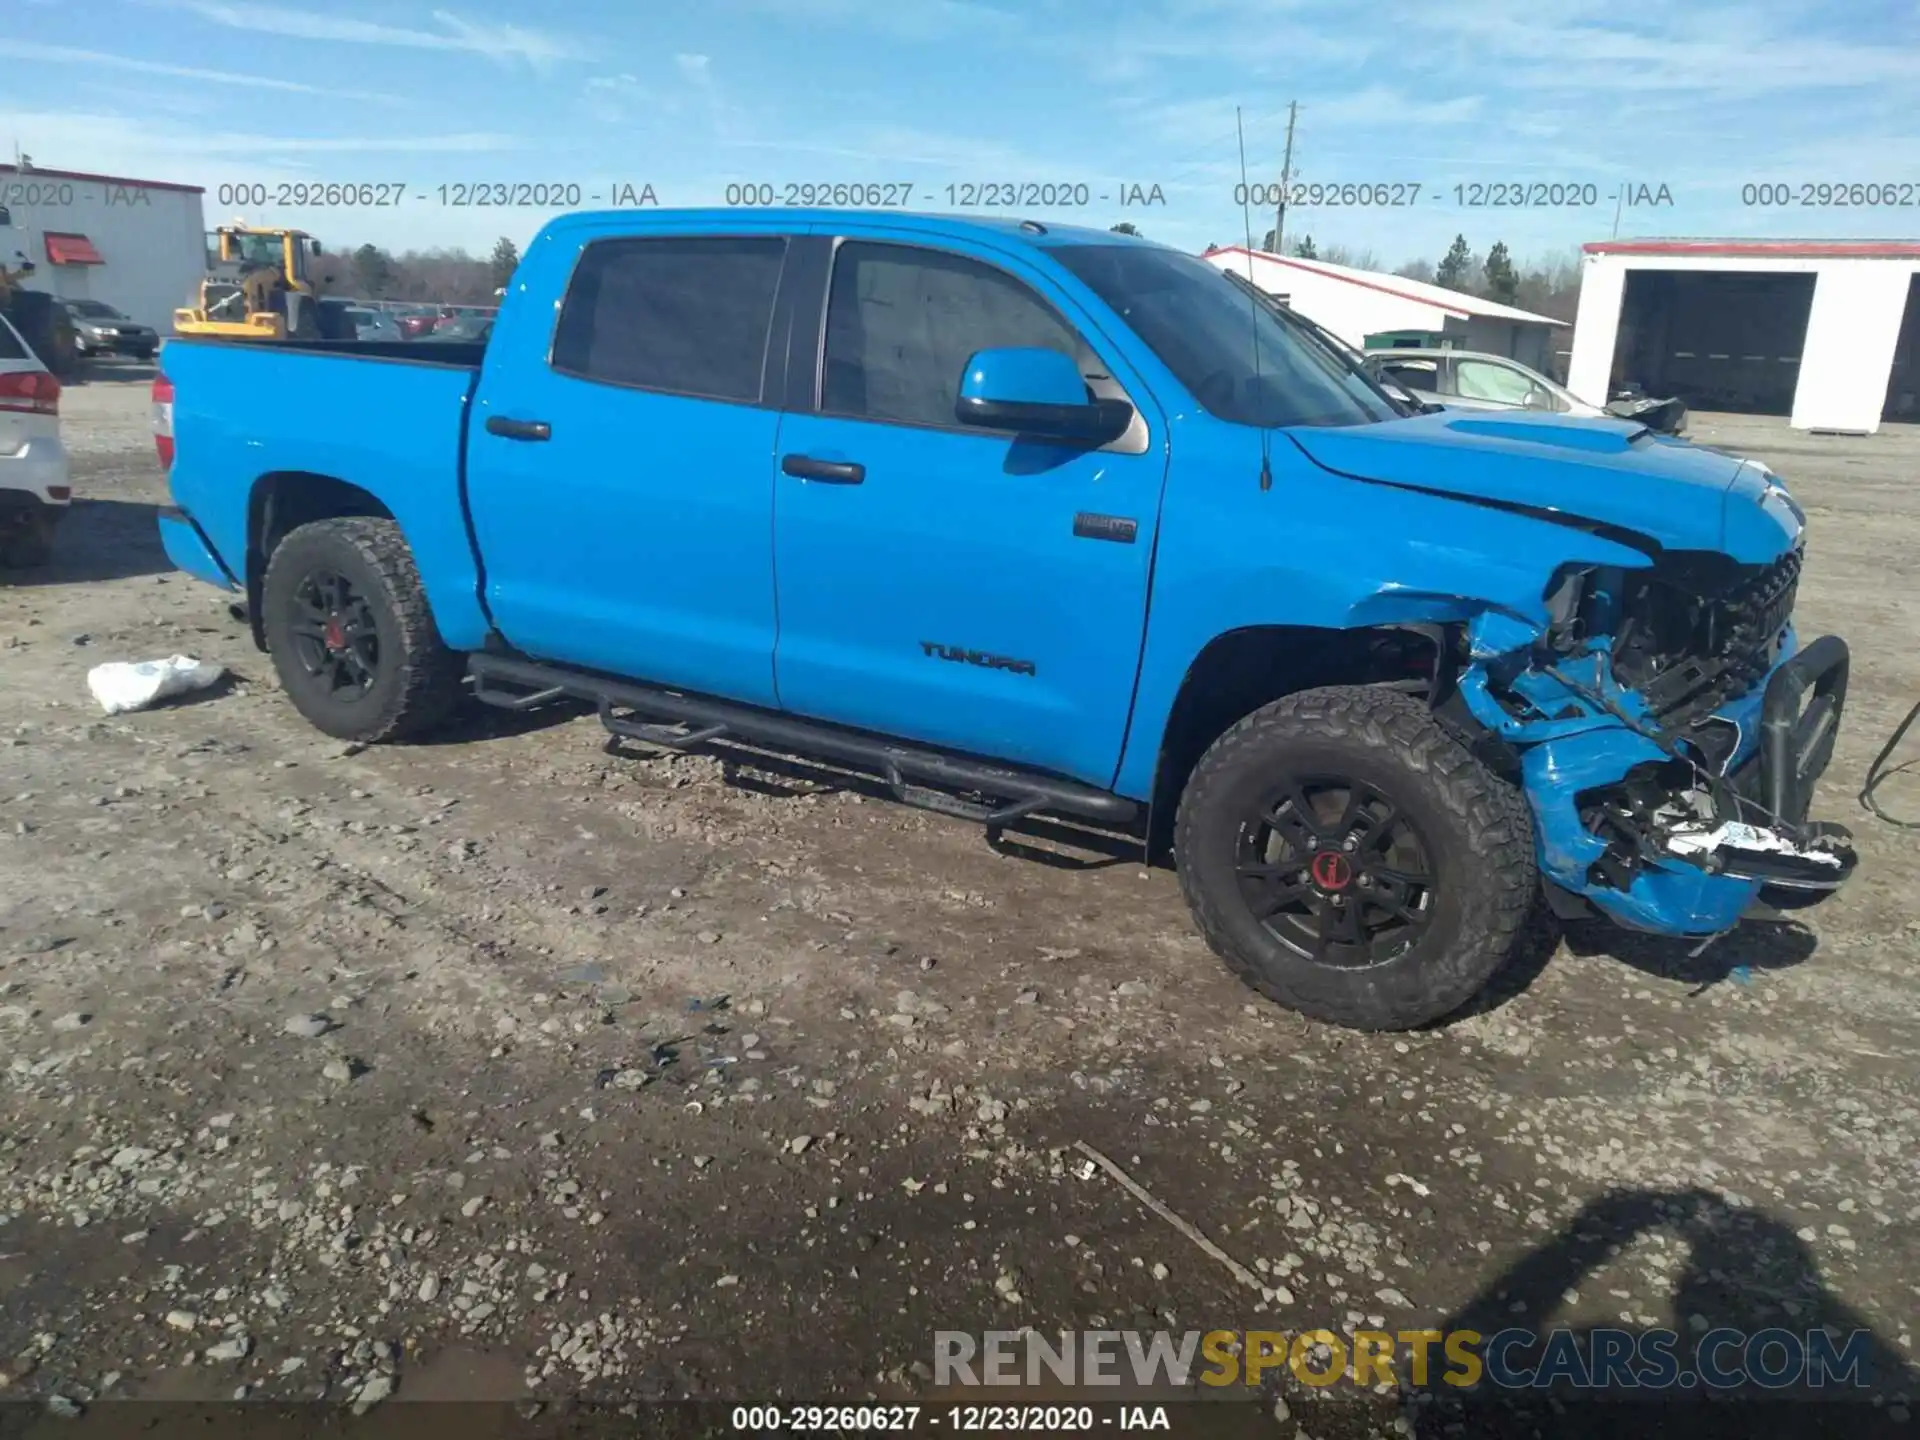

0,109,526,178
582,74,654,125
675,53,712,82
717,0,1023,42
151,1,587,71
0,39,400,102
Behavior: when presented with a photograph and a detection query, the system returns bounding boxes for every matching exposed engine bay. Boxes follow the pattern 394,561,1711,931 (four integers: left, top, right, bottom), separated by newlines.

1450,535,1856,933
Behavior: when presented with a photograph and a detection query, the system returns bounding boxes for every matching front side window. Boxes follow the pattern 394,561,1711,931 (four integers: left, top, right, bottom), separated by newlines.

1455,358,1541,406
552,235,787,403
1053,245,1396,429
821,241,1086,430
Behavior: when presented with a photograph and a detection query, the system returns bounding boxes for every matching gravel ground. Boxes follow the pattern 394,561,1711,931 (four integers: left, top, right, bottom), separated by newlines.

2,374,1917,1436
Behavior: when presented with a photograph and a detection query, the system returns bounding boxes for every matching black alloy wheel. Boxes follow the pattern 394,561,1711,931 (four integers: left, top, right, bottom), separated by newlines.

1235,775,1435,968
260,517,465,743
1173,685,1538,1030
286,567,383,703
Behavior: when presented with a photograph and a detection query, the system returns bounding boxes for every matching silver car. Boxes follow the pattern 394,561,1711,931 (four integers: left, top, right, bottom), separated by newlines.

1361,347,1689,435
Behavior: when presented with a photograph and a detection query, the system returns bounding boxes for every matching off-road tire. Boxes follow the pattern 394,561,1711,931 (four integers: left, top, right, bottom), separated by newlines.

1174,685,1537,1031
261,517,464,743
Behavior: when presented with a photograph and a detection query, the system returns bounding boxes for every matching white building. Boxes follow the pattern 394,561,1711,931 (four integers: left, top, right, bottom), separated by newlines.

0,164,208,333
1568,239,1920,436
1201,244,1568,372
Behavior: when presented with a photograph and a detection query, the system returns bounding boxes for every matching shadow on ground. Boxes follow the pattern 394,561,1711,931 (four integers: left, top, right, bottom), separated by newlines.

2,498,170,588
1399,1186,1919,1438
1563,915,1821,991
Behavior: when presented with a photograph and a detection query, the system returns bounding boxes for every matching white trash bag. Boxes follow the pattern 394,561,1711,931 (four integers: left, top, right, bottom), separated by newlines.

86,655,227,716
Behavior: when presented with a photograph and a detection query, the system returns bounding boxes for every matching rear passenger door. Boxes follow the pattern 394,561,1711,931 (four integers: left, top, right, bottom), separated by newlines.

466,230,794,708
769,233,1167,787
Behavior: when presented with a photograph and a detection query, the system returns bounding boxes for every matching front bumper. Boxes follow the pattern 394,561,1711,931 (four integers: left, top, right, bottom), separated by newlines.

1520,635,1855,935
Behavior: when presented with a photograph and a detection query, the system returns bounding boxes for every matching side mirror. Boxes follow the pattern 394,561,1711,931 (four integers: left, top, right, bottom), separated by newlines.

1523,388,1553,411
955,347,1133,445
310,240,323,255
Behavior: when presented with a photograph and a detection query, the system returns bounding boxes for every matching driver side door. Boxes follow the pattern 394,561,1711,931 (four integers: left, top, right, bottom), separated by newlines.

770,232,1168,788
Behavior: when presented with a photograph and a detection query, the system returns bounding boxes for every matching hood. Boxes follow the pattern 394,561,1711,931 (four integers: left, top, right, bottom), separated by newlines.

1284,411,1784,560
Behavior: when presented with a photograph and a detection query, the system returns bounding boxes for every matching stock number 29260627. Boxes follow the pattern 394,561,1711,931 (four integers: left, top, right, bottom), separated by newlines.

730,1405,921,1430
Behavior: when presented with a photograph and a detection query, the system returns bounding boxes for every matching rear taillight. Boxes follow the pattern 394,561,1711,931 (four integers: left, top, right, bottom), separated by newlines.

0,370,59,416
152,372,175,470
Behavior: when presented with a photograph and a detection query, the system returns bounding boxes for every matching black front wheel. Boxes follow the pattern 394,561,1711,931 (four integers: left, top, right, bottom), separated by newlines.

1175,686,1539,1030
261,517,465,742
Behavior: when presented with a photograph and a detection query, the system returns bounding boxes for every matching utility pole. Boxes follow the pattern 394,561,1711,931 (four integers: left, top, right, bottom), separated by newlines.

1274,101,1298,255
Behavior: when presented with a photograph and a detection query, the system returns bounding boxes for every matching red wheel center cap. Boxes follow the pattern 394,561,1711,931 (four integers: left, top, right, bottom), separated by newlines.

1310,850,1354,891
323,617,346,650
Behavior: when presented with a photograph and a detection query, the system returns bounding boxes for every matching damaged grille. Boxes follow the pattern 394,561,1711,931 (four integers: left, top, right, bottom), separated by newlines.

1611,548,1801,724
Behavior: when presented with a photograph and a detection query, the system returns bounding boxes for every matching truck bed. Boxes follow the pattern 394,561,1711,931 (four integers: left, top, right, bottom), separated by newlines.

163,336,489,370
159,334,494,650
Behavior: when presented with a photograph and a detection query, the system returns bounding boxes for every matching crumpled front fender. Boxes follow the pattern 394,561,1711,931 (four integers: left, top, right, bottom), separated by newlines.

1518,729,1763,935
1456,620,1775,935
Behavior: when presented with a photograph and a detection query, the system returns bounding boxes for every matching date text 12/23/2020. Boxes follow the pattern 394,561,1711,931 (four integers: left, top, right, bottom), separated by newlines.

211,182,662,209
728,1404,1174,1431
203,181,1170,210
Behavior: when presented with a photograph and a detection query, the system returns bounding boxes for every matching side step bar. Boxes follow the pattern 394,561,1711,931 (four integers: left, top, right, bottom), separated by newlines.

467,653,1139,829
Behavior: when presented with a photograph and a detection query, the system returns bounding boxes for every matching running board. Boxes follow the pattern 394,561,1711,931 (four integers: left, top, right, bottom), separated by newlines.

466,653,1139,829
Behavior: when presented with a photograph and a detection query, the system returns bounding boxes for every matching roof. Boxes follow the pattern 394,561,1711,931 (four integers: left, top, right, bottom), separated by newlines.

1583,237,1920,259
1369,347,1513,361
543,208,1163,251
1203,245,1567,326
0,163,204,195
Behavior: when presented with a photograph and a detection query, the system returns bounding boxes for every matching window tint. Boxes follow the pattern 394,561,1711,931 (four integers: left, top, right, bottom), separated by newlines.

0,316,26,361
1454,358,1538,405
552,235,786,403
821,242,1084,429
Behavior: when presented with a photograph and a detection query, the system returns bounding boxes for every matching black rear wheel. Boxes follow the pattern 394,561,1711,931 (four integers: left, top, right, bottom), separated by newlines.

262,517,464,742
1175,685,1537,1031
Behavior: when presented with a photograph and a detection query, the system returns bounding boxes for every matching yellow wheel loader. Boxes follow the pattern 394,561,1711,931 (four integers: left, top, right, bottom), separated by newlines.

173,224,354,341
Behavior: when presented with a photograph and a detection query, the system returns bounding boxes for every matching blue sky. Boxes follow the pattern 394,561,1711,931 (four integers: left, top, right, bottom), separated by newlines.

4,0,1919,268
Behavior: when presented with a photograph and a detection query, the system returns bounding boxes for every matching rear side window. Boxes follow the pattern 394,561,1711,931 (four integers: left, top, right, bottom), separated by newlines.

0,316,27,361
551,235,787,403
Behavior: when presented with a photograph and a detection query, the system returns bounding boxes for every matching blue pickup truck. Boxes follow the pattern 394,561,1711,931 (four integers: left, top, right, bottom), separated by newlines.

150,210,1856,1031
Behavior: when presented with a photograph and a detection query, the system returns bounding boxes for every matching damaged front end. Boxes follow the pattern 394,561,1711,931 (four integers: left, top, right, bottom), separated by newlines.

1452,547,1857,935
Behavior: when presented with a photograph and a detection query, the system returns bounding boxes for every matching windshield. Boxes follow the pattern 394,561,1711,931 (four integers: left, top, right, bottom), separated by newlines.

237,234,280,266
1052,245,1397,429
1215,269,1423,416
68,299,122,318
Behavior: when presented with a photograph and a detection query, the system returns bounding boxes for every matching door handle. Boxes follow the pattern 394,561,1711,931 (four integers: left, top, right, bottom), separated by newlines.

486,415,551,441
781,453,864,484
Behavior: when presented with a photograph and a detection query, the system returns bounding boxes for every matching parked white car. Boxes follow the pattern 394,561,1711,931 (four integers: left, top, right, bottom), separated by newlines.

0,308,70,568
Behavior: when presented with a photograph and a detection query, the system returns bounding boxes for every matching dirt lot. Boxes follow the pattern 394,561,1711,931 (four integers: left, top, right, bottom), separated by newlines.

2,375,1918,1435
